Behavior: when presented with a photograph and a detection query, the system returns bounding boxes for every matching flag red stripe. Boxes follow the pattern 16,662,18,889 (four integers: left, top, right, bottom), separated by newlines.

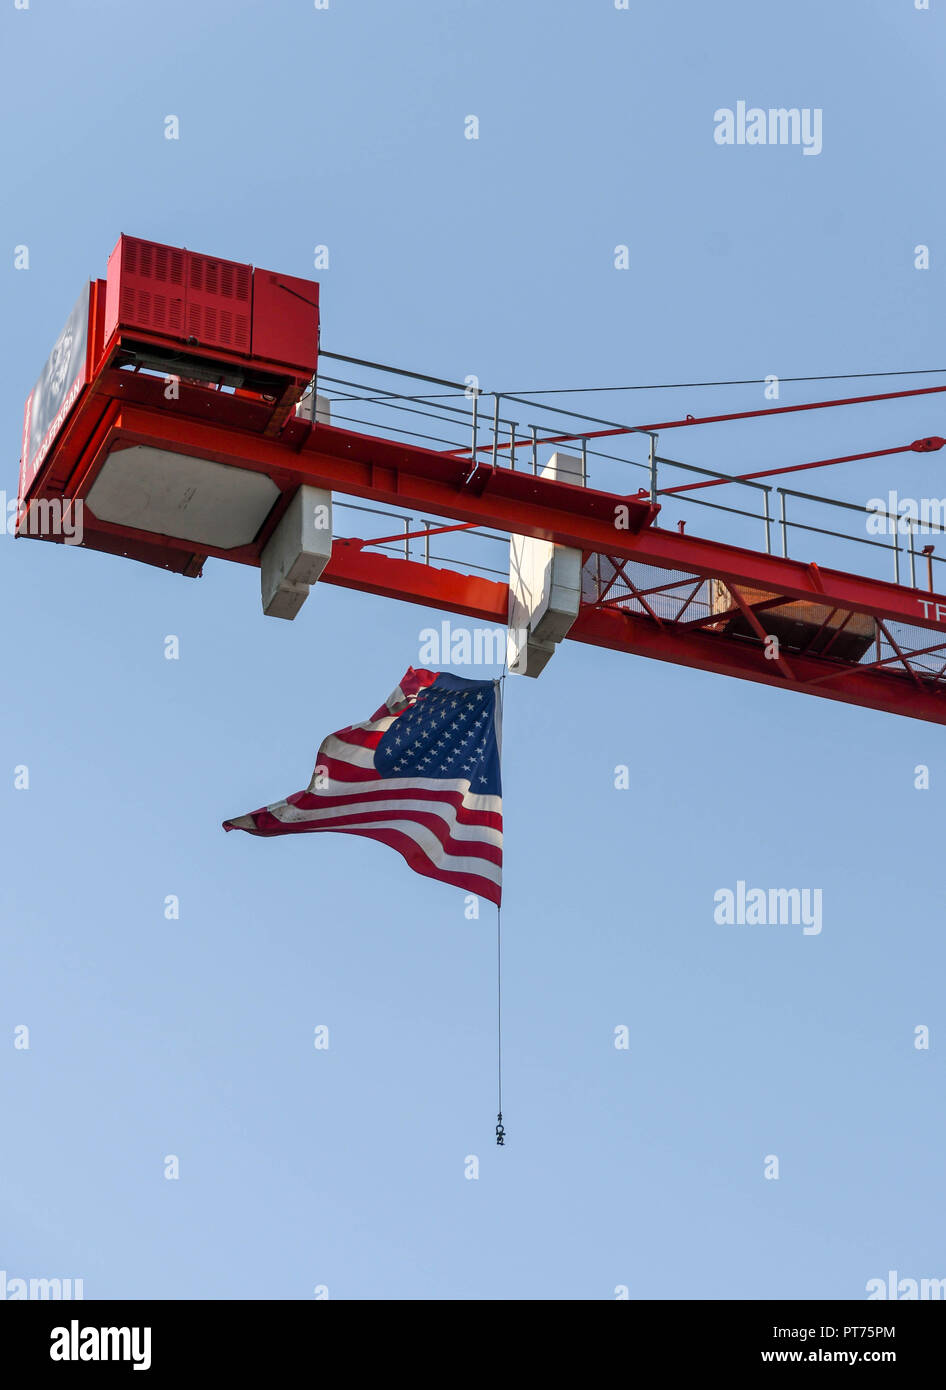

334,826,501,906
332,727,386,750
288,785,502,830
316,754,384,782
369,667,438,721
242,804,503,867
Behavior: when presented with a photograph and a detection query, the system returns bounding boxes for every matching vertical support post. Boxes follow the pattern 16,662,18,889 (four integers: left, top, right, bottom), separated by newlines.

762,488,772,554
648,434,658,504
424,521,431,566
892,520,900,585
909,517,916,588
509,421,516,472
403,517,410,561
470,388,479,468
492,394,501,469
580,437,588,487
779,490,788,557
531,425,538,476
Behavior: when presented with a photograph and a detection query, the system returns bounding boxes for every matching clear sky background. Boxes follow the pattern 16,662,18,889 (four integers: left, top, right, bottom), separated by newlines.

2,0,944,1300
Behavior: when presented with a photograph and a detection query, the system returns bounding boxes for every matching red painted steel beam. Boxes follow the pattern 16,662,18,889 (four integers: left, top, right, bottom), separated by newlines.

625,529,946,633
90,405,946,635
323,542,508,623
313,545,946,725
38,373,946,658
568,605,946,725
722,583,796,680
97,405,659,546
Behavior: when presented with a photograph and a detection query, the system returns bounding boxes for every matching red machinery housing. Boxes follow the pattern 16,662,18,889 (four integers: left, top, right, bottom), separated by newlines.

102,236,318,396
18,235,320,574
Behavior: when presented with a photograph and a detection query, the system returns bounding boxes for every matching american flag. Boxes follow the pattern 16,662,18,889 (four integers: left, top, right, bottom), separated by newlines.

223,667,503,905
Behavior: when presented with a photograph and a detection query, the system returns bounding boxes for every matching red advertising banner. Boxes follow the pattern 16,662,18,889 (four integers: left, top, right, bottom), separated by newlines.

19,284,92,500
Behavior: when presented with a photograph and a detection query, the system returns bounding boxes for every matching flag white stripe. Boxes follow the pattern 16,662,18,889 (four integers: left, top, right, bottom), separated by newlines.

318,734,379,769
319,815,502,887
351,715,396,735
316,772,501,815
260,793,503,849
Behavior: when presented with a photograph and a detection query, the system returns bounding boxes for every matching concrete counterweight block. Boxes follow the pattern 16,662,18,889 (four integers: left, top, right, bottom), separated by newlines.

261,484,333,619
507,451,584,677
261,394,333,619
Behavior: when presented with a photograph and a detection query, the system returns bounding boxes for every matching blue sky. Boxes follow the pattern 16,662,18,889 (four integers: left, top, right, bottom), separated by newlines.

1,0,944,1299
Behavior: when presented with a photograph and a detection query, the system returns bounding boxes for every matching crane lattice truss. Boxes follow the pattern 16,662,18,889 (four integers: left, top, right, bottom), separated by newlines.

18,237,946,725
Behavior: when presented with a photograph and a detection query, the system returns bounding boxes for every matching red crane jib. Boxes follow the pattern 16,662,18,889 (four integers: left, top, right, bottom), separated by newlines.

15,237,946,726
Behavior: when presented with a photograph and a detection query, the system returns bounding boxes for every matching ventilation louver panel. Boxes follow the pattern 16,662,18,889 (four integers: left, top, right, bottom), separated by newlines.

186,252,252,352
107,236,186,343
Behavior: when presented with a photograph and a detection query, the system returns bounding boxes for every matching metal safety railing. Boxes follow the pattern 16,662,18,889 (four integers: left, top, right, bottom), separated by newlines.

332,501,508,579
315,352,946,595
